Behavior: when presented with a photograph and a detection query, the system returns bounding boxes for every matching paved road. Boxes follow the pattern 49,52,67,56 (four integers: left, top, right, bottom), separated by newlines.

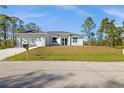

0,61,124,88
0,47,36,60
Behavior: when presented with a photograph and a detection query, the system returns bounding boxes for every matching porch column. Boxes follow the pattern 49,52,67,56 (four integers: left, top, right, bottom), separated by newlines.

59,36,61,45
68,36,71,46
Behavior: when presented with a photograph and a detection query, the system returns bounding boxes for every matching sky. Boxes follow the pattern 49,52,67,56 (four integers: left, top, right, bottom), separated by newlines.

0,5,124,34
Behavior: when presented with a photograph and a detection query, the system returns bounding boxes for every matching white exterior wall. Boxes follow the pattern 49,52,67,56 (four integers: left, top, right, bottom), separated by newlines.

45,35,50,46
35,37,45,47
68,36,71,46
47,36,83,46
49,36,61,46
16,33,84,47
57,36,61,45
70,37,83,46
16,34,46,47
16,36,22,47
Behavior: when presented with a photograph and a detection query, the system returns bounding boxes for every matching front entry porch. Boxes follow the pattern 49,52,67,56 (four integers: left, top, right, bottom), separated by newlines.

61,38,68,45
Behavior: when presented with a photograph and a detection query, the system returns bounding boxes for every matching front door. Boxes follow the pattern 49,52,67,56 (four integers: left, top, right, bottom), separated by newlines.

61,38,67,45
65,38,67,45
62,38,64,45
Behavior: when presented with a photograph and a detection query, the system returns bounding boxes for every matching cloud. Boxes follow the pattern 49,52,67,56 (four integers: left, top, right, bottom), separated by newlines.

57,5,93,16
58,5,78,10
11,6,50,19
21,13,48,18
103,8,124,18
13,13,49,19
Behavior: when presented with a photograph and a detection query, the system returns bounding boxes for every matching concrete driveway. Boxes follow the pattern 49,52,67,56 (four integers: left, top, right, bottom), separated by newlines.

0,47,36,60
0,61,124,88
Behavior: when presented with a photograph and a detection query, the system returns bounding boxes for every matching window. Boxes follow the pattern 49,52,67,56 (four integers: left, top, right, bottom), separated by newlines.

73,38,77,43
52,37,57,43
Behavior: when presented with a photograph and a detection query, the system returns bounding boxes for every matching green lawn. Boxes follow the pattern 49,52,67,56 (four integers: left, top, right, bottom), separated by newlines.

5,46,124,61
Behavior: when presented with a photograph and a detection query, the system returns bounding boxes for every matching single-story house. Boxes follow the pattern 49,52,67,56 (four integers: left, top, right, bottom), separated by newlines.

15,31,84,47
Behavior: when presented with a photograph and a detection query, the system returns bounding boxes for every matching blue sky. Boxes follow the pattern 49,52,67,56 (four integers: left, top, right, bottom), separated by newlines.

0,5,124,34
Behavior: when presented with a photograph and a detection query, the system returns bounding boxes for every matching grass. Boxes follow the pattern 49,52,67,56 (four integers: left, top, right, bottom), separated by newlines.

5,46,124,61
0,45,13,50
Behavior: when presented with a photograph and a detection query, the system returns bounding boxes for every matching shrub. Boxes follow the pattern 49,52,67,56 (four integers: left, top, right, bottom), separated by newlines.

83,41,88,45
115,46,124,49
95,40,108,46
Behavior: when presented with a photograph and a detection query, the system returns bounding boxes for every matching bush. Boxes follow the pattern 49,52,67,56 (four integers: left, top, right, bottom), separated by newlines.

84,40,97,46
95,40,108,46
83,41,88,45
0,46,4,49
115,46,124,49
0,39,14,49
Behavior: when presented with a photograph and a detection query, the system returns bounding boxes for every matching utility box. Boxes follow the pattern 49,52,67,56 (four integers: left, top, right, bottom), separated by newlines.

123,49,124,55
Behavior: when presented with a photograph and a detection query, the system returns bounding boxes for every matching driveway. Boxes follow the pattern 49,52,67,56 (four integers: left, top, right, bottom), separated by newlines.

0,61,124,88
0,47,36,60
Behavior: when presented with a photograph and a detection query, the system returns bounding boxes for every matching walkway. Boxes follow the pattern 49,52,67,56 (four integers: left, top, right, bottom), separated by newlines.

0,47,36,60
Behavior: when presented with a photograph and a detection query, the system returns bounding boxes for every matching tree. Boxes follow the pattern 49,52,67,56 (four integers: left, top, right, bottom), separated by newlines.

114,26,124,46
123,21,124,28
24,22,41,32
98,18,116,46
97,18,110,46
17,19,25,32
0,14,11,47
110,20,116,46
0,31,3,46
96,31,104,41
10,16,20,46
98,18,124,46
0,5,7,9
91,32,95,41
81,17,96,45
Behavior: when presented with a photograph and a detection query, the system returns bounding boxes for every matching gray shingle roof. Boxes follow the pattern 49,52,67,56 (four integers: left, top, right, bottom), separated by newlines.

16,31,83,38
20,30,43,33
47,31,82,37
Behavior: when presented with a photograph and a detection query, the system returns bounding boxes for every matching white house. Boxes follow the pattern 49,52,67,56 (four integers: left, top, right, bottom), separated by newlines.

15,31,84,47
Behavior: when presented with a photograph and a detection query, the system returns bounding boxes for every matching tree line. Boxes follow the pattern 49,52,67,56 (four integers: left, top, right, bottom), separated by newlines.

1,6,124,48
0,14,41,48
81,17,124,47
